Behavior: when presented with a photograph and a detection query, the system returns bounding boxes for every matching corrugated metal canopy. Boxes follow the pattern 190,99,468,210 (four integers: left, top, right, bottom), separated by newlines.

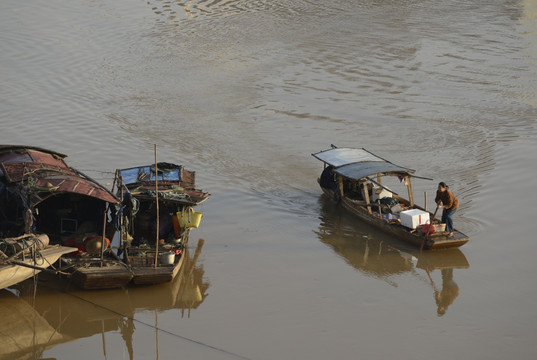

334,161,414,180
312,147,415,180
0,145,67,159
2,162,118,206
1,145,119,212
31,175,119,205
312,148,380,167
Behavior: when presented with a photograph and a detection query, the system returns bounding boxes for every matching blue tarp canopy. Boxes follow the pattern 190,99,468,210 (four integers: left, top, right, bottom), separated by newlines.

118,163,182,185
312,147,415,181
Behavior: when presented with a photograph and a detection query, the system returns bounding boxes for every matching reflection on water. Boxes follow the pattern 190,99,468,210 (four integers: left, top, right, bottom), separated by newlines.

0,287,68,360
429,268,459,317
1,0,536,357
0,239,208,360
315,196,468,316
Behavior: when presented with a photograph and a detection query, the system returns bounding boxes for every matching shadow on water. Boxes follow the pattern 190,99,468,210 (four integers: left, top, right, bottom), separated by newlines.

314,195,469,316
0,239,209,360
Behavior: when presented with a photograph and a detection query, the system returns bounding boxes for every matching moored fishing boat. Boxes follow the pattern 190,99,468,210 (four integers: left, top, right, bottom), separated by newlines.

0,145,133,289
0,234,75,289
115,160,209,285
312,146,469,250
6,238,209,360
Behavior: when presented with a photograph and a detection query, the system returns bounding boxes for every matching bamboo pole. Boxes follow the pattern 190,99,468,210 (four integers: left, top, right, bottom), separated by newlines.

118,174,126,260
364,177,399,196
363,182,372,214
424,192,428,211
100,204,107,264
154,144,159,268
421,205,440,252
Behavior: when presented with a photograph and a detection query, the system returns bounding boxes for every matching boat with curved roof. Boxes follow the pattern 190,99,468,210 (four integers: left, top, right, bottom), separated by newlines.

312,145,469,250
0,145,132,289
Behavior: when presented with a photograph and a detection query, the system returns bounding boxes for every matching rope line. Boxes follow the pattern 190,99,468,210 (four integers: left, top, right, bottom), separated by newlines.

44,284,253,360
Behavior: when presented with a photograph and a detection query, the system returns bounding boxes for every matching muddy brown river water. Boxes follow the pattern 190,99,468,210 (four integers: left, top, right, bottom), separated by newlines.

1,1,537,359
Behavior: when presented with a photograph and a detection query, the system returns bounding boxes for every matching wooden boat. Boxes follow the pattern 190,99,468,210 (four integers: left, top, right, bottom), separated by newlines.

312,146,469,250
0,145,133,289
6,238,209,359
0,234,76,289
61,257,133,290
114,162,209,285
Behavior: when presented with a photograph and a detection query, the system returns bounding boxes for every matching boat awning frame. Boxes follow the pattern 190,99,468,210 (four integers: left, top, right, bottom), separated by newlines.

312,147,417,181
117,163,183,185
1,163,119,206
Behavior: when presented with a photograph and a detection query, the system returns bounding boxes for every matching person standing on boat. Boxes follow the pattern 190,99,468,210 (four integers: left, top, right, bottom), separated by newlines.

435,182,459,236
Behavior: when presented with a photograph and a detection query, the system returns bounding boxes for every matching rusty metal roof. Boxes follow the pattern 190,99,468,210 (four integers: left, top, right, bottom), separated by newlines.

1,146,118,205
0,145,67,159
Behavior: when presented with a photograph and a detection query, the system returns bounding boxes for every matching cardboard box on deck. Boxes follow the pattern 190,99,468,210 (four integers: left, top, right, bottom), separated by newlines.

400,209,429,229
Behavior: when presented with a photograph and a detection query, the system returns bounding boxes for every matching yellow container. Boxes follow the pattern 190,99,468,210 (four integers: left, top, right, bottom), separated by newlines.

187,211,202,228
178,207,203,228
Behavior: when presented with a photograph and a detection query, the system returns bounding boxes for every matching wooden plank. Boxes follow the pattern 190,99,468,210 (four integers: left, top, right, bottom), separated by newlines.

362,182,372,214
407,176,414,207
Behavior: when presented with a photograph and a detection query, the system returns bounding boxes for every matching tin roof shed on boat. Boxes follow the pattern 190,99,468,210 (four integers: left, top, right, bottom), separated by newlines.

312,147,416,180
312,146,469,249
0,145,117,207
0,145,118,241
312,147,421,206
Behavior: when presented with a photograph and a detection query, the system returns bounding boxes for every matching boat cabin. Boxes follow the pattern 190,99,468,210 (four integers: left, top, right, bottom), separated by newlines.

314,147,421,214
115,163,209,247
0,145,118,246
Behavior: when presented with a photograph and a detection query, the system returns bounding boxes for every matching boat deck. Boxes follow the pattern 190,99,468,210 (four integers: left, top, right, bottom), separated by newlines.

63,258,133,289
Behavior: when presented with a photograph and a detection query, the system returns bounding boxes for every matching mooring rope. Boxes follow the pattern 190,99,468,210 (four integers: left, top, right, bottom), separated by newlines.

0,235,71,276
40,283,253,360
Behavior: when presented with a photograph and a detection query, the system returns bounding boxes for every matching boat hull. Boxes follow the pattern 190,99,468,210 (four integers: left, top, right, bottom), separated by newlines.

0,246,76,289
321,187,469,250
66,259,133,290
125,238,188,286
129,251,185,285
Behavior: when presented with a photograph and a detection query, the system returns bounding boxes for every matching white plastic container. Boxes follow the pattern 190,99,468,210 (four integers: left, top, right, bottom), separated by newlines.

400,209,430,229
